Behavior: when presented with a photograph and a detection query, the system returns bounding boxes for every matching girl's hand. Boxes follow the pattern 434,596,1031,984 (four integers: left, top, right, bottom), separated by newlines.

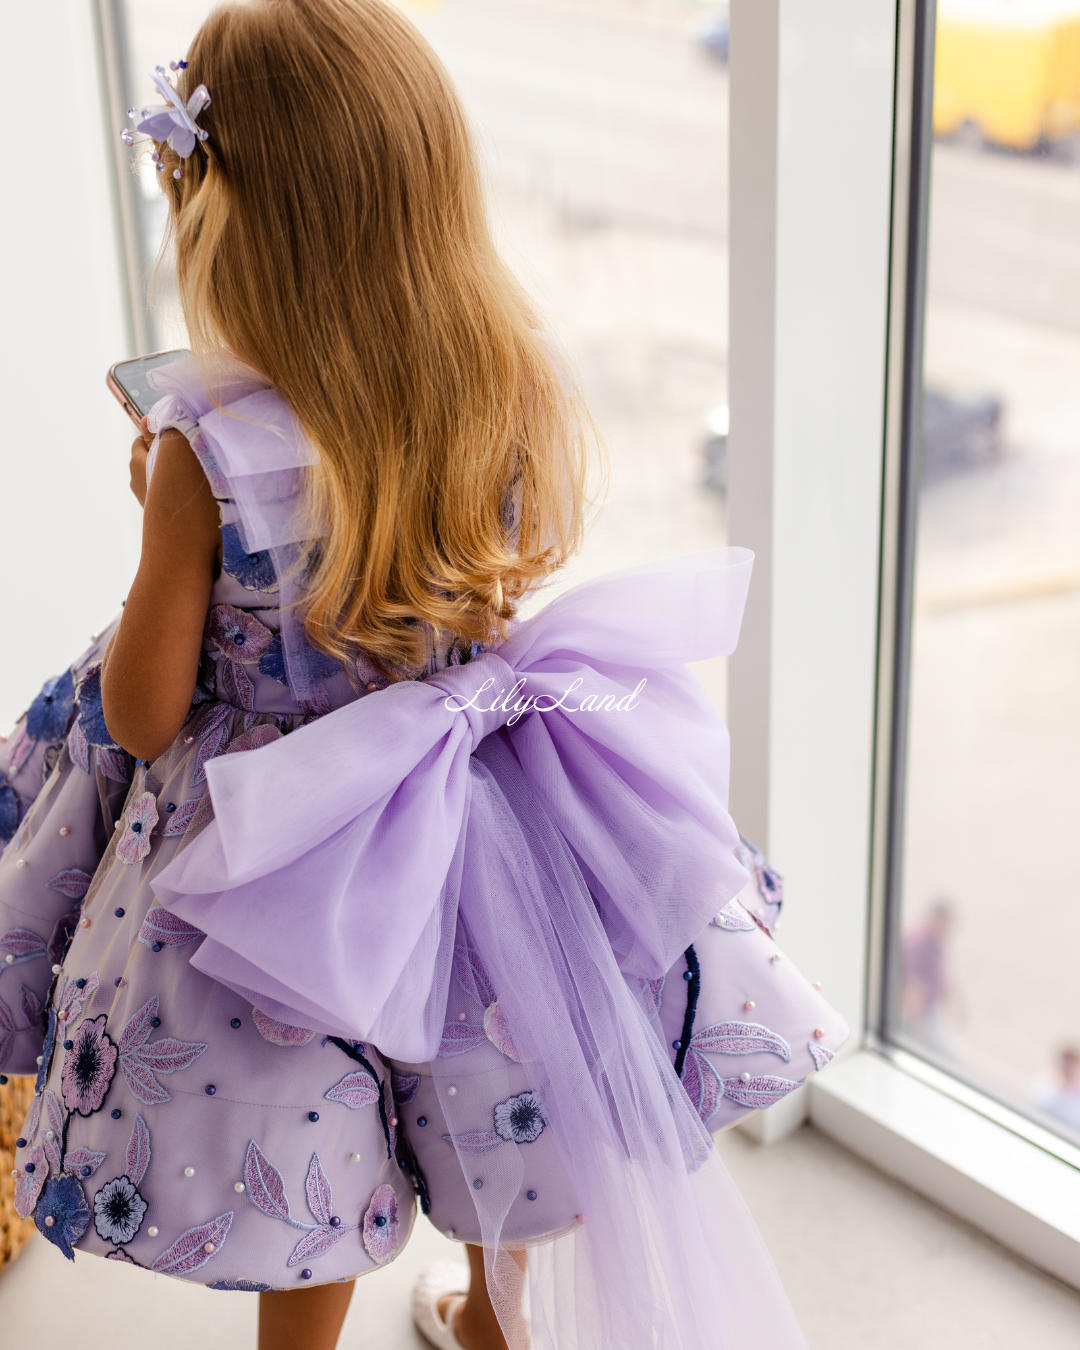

129,416,153,507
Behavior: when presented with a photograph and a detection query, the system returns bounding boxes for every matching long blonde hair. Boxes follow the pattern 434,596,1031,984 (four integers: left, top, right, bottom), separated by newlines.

155,0,594,672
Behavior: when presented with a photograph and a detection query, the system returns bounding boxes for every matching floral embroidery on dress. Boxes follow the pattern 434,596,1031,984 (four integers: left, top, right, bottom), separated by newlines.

441,1131,504,1156
482,1001,521,1061
33,1008,57,1090
117,996,207,1106
60,1014,118,1116
5,727,33,774
437,1022,487,1057
492,1090,545,1144
252,1007,316,1046
96,746,132,785
43,1090,64,1171
0,926,47,972
191,721,231,788
680,1046,722,1124
222,660,256,712
286,1155,355,1267
712,900,757,932
210,1279,277,1292
390,1072,420,1106
720,1075,800,1110
157,798,202,837
453,942,496,1010
207,605,274,664
808,1041,835,1073
362,1184,399,1266
0,778,19,842
244,1140,292,1221
117,793,159,866
94,1175,148,1245
75,666,118,749
126,1112,151,1186
13,1144,47,1217
67,716,90,775
150,1212,233,1275
220,525,278,593
64,1147,108,1180
45,869,93,901
0,997,17,1072
137,907,205,950
26,670,76,743
688,1021,791,1062
34,1172,92,1260
56,970,100,1026
324,1070,381,1111
226,724,282,755
258,633,289,685
20,984,41,1030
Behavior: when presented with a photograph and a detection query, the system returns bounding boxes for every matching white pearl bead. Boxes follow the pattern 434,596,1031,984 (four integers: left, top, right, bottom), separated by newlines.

770,953,781,963
44,1215,55,1227
743,1000,755,1011
15,859,26,869
812,981,822,990
446,1086,457,1096
36,1056,43,1066
148,1226,159,1237
51,964,62,975
234,1181,245,1192
444,1228,455,1239
4,954,14,964
184,1166,195,1177
814,1028,825,1039
388,1116,398,1127
44,1130,54,1141
740,1072,751,1083
11,1169,20,1179
203,1242,215,1253
351,1152,362,1162
457,1012,467,1021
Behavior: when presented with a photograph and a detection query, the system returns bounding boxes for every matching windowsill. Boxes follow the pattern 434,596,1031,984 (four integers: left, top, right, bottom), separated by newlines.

810,1048,1080,1290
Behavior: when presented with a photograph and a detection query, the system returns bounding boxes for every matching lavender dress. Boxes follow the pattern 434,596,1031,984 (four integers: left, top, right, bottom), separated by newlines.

0,356,845,1347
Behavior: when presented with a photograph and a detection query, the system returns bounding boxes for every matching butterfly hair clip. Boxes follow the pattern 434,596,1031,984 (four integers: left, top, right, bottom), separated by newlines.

120,61,210,181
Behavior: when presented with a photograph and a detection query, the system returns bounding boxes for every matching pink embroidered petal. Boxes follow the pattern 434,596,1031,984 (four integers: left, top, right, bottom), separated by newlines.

67,718,90,775
64,1147,108,1178
159,798,201,837
361,1183,399,1266
690,1021,791,1062
130,1036,207,1075
251,1007,316,1046
808,1041,835,1072
244,1140,291,1220
441,1131,505,1156
391,1073,419,1105
60,1015,118,1116
207,605,273,663
226,724,283,755
453,943,496,1009
287,1223,350,1267
126,1113,151,1187
96,747,131,784
680,1048,722,1125
437,1022,487,1057
117,792,158,866
45,870,93,901
20,984,41,1027
105,1247,140,1264
720,1075,800,1110
191,721,230,788
14,1144,47,1216
119,997,159,1055
483,1001,521,1062
138,907,205,948
222,660,256,712
305,1153,333,1226
151,1211,233,1275
713,900,756,932
324,1070,380,1111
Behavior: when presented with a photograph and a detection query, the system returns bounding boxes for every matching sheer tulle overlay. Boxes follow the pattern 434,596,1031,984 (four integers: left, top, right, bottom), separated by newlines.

154,548,809,1349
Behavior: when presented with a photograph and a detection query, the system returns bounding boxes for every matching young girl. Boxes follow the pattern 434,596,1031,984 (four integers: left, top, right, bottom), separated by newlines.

0,3,846,1347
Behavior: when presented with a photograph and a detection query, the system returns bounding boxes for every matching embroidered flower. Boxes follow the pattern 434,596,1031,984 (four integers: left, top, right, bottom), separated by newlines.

362,1183,399,1266
220,525,278,592
93,1175,148,1245
492,1090,545,1144
0,780,19,843
34,1172,92,1261
117,792,159,866
207,605,273,663
13,1144,47,1217
61,1014,118,1116
75,665,118,749
26,670,76,743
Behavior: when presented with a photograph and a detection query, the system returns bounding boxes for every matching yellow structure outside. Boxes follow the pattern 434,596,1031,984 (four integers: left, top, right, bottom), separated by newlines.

935,0,1080,148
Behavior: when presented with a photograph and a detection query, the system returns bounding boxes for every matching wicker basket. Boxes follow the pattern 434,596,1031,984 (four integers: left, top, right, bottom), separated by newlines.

0,1075,36,1266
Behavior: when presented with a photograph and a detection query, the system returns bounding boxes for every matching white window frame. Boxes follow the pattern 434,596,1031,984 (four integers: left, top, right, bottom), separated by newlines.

727,0,1080,1290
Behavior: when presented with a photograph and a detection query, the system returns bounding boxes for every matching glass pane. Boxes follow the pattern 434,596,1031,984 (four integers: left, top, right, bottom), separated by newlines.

118,0,731,704
892,0,1080,1143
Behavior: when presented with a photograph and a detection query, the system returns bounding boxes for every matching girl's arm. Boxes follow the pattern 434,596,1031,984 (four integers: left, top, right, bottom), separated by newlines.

101,421,221,762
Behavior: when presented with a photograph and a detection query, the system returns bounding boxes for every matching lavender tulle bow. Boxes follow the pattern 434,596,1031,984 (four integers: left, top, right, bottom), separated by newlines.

154,547,811,1350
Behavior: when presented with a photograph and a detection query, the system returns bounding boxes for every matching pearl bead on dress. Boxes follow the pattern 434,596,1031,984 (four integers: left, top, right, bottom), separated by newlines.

15,859,26,870
59,826,70,837
184,1166,195,1177
744,1000,755,1011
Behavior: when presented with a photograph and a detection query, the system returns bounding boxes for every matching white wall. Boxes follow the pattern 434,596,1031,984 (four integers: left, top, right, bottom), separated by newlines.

727,0,897,1090
0,1,142,729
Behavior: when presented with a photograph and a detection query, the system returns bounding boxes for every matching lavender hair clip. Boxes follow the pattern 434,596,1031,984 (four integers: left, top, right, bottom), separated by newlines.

120,60,210,180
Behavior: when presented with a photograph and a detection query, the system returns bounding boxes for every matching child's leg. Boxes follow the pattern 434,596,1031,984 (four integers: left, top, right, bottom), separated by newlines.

437,1243,527,1350
258,1280,355,1350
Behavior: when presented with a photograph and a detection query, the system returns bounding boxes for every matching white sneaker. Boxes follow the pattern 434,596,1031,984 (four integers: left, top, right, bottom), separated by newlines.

413,1261,470,1350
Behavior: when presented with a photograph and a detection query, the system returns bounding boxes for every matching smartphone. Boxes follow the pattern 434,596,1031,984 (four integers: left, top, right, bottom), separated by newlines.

107,349,190,428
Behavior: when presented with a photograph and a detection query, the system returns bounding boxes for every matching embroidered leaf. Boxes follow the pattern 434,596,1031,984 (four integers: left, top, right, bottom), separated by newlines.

483,1001,521,1062
681,1048,722,1125
151,1211,233,1275
305,1153,333,1226
690,1021,791,1062
226,724,282,754
43,1087,64,1169
131,1037,207,1075
713,900,756,932
67,717,90,775
7,727,33,773
453,943,496,1009
159,799,201,837
251,1007,316,1046
120,1058,171,1106
324,1070,380,1111
137,907,205,948
20,984,41,1028
119,997,158,1055
96,746,131,783
191,722,230,787
287,1222,350,1266
127,1113,151,1187
13,1144,47,1217
58,971,99,1021
0,996,15,1033
641,976,665,1019
143,769,164,797
64,1147,108,1178
720,1075,800,1110
43,1132,61,1173
809,1041,835,1073
244,1140,291,1220
23,1092,41,1143
0,927,47,961
390,1073,419,1105
0,1028,13,1071
188,701,231,742
45,870,93,901
437,1022,487,1057
298,685,330,719
441,1131,505,1156
223,660,255,713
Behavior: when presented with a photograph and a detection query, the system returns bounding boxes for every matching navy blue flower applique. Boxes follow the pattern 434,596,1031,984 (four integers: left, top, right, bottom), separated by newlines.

260,631,341,688
34,1172,92,1261
33,1008,57,1092
25,669,76,743
258,632,288,685
0,777,19,843
75,665,119,749
220,524,279,593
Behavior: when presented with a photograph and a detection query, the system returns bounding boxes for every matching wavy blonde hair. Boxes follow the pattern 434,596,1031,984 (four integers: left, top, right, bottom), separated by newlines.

155,0,595,672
